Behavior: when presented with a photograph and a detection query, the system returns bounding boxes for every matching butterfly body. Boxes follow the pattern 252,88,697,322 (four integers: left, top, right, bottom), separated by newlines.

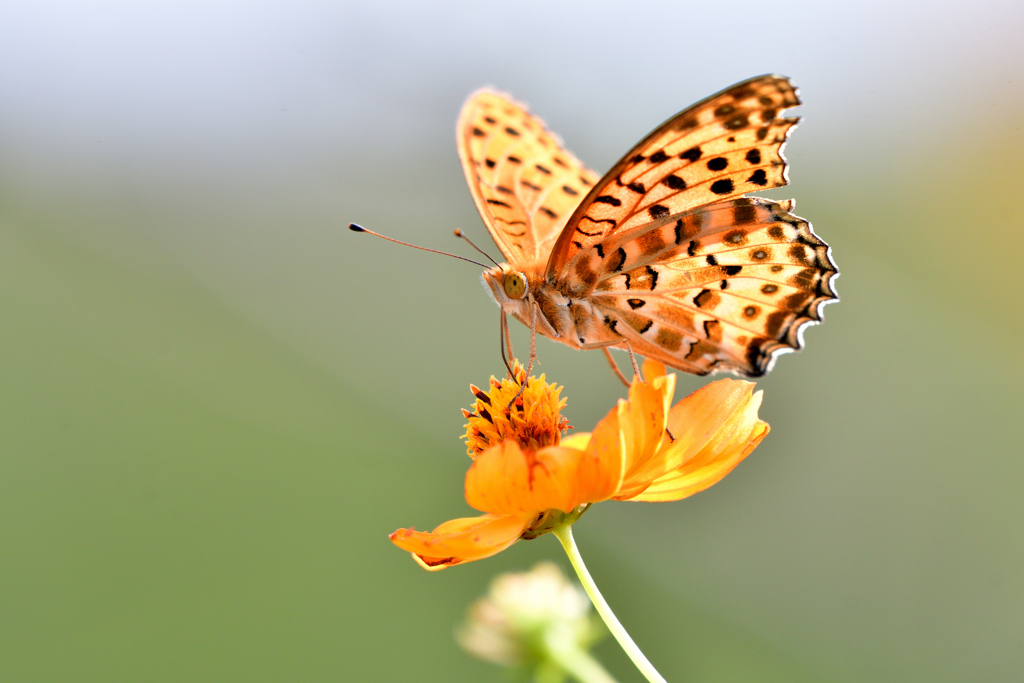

461,75,837,377
482,264,618,351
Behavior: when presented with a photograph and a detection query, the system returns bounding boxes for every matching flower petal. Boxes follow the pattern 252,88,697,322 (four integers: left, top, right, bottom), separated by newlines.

642,358,667,381
629,389,769,502
465,440,588,515
390,513,530,571
655,379,762,475
576,412,626,503
558,432,591,450
610,364,676,498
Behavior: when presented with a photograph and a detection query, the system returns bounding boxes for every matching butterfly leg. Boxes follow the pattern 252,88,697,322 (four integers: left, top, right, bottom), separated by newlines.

602,347,631,388
499,310,516,378
624,340,644,384
524,299,538,376
582,339,643,385
505,302,540,410
503,309,516,366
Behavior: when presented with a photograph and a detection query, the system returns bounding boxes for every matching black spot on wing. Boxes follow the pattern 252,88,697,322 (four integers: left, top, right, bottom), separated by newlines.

730,86,755,100
710,179,734,195
747,169,768,186
662,174,686,190
680,146,702,162
707,157,729,171
724,114,749,130
648,204,670,219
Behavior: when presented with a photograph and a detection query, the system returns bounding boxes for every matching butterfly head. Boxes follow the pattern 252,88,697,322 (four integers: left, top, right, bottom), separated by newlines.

482,264,530,306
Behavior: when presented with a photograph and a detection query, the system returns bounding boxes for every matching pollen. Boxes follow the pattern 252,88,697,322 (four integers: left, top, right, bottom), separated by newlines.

462,362,571,457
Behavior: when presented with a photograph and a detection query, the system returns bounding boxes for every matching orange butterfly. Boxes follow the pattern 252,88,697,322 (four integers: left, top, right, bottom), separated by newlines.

458,74,837,379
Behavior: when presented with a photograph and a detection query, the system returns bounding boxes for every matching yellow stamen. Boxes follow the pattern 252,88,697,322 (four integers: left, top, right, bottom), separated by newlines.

463,362,571,457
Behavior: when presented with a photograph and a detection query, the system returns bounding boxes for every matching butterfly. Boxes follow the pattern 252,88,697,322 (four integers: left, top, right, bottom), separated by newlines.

458,74,837,379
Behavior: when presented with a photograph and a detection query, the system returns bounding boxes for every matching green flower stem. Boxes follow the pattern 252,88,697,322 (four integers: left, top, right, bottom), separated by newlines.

543,632,618,683
553,524,667,683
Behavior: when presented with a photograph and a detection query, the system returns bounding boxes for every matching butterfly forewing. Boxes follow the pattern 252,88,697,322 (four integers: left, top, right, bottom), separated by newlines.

547,74,801,287
457,89,600,267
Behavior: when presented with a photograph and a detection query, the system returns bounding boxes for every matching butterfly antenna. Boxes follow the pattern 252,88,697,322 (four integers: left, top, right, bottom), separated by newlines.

349,224,487,268
453,229,500,267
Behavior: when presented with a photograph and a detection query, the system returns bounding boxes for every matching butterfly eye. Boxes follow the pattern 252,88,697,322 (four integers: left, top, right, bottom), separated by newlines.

503,272,528,299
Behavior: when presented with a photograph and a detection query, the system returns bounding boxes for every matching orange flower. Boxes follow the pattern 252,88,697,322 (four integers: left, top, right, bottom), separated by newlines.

390,360,769,570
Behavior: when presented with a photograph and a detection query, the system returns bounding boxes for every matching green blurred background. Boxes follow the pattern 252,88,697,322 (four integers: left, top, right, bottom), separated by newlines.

2,2,1022,681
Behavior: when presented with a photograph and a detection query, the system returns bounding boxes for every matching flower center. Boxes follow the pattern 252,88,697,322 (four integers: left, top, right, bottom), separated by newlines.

462,362,571,457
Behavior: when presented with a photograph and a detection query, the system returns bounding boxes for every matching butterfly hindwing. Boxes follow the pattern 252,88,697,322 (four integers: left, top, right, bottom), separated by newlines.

457,89,600,267
547,74,801,289
586,197,837,376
